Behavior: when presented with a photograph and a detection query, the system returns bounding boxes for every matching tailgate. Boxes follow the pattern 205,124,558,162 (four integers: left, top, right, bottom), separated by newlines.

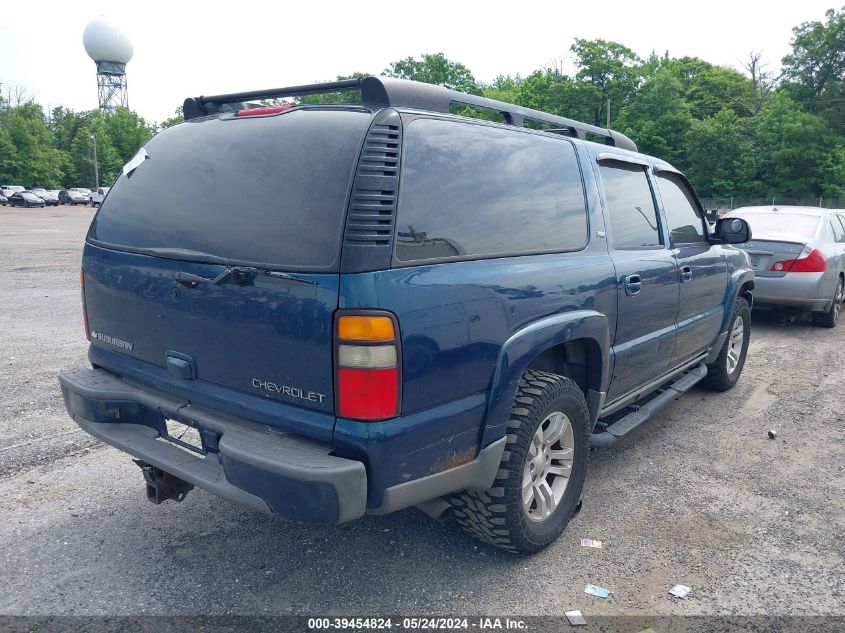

79,107,374,427
83,244,338,415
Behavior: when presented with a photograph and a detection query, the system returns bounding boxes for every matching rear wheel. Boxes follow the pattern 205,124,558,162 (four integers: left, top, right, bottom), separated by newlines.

448,370,590,554
812,277,843,328
703,296,751,391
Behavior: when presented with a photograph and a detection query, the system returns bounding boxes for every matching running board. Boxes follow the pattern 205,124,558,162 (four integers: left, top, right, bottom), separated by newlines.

591,363,708,447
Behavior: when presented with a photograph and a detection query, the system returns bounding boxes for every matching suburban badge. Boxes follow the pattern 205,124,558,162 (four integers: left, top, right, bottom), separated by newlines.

89,330,134,351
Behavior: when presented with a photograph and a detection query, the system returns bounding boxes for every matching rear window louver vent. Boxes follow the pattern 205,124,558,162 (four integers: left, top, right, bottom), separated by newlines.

341,110,403,272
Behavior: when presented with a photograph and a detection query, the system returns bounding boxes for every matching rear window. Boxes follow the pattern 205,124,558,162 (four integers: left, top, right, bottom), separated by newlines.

89,109,371,270
394,118,587,262
730,212,821,240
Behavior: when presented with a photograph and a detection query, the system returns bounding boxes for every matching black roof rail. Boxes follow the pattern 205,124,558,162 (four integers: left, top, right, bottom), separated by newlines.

183,76,637,152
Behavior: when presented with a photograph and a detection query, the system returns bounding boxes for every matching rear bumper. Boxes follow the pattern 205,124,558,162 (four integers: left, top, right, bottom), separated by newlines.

58,366,367,523
58,366,505,523
752,273,832,311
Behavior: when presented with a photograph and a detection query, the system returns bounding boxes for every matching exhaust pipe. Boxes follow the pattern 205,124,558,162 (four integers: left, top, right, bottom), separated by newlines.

133,460,194,504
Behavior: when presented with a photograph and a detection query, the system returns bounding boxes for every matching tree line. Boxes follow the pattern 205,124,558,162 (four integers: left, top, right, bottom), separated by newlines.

1,6,843,198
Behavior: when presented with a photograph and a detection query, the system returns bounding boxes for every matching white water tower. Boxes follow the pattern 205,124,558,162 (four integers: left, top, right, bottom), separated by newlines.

83,18,134,111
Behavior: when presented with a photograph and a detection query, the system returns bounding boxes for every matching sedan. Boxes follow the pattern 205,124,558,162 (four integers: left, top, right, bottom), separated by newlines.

726,206,845,327
9,191,47,208
39,190,60,206
0,192,7,206
58,190,89,206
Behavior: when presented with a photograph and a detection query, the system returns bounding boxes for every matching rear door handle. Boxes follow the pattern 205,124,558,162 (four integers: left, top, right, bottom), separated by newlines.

624,274,642,296
680,265,693,283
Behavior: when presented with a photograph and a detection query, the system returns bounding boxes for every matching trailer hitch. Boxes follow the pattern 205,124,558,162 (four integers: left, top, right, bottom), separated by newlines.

133,460,194,504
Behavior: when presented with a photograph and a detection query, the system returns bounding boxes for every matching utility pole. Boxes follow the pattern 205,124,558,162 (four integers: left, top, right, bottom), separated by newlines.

606,99,611,127
90,134,99,189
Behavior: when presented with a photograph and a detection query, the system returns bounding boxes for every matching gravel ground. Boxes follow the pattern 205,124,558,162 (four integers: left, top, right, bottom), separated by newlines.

1,206,843,618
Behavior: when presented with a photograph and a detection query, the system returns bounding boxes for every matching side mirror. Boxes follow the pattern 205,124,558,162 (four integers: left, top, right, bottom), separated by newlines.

714,217,751,244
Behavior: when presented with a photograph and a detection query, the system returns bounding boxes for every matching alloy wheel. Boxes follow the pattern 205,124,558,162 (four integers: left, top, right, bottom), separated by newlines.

726,315,745,375
522,411,575,522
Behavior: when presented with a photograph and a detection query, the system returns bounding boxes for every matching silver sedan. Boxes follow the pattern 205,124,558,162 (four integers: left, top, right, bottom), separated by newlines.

725,206,845,327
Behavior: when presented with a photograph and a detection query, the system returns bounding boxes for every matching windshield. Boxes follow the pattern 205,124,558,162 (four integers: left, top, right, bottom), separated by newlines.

89,108,370,271
730,212,821,240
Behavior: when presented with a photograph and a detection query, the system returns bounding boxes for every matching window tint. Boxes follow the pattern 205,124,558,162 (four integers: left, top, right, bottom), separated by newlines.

395,119,587,262
600,163,662,249
89,109,371,270
656,172,706,244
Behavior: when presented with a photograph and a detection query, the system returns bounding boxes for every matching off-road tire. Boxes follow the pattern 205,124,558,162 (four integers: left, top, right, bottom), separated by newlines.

448,370,590,554
811,277,842,329
703,296,751,391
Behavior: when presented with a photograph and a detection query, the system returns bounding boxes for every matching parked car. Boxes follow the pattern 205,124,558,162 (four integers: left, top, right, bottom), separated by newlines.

1,185,25,195
89,187,110,206
9,191,46,208
58,76,754,554
70,187,92,196
29,188,58,206
40,190,60,206
0,192,7,206
726,206,845,327
58,190,88,206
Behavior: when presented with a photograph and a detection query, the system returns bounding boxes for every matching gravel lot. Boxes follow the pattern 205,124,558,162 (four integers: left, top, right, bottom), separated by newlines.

1,206,843,618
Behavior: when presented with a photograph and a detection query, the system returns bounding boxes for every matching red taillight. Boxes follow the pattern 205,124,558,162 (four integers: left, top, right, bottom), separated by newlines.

80,269,90,340
235,104,295,117
770,248,827,273
335,312,400,421
338,368,399,419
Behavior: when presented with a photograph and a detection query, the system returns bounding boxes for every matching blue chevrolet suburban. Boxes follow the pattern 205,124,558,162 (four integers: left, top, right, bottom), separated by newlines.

59,77,754,553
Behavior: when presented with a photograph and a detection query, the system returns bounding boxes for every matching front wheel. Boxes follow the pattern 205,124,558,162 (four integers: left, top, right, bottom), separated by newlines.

703,296,751,391
449,370,590,554
812,278,843,328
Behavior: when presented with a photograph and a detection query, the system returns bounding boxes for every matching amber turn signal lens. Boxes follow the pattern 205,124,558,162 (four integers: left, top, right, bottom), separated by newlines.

337,315,395,341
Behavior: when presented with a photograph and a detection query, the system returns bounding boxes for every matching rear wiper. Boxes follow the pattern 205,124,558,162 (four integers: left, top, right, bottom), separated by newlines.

262,270,318,285
174,266,317,288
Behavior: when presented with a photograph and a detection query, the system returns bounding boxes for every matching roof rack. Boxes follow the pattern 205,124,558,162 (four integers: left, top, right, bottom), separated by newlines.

183,76,637,152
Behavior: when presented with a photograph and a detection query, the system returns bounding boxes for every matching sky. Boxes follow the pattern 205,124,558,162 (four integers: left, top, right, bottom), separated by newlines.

0,0,839,124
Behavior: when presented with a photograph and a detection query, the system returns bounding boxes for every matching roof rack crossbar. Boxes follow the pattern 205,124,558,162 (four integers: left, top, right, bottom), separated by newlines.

183,76,637,152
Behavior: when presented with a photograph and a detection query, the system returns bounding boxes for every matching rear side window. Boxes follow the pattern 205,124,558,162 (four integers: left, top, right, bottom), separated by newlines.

656,172,706,244
394,118,587,262
600,163,662,249
89,109,371,270
831,215,845,243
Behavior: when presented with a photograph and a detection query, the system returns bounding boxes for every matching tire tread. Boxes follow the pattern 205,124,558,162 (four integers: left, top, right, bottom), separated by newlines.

448,370,589,554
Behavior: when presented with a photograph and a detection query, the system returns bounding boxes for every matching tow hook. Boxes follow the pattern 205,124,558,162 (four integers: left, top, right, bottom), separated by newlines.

133,460,194,504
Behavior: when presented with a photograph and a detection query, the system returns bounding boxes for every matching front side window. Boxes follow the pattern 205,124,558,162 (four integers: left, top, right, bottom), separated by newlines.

656,172,706,244
395,118,588,262
600,163,662,249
